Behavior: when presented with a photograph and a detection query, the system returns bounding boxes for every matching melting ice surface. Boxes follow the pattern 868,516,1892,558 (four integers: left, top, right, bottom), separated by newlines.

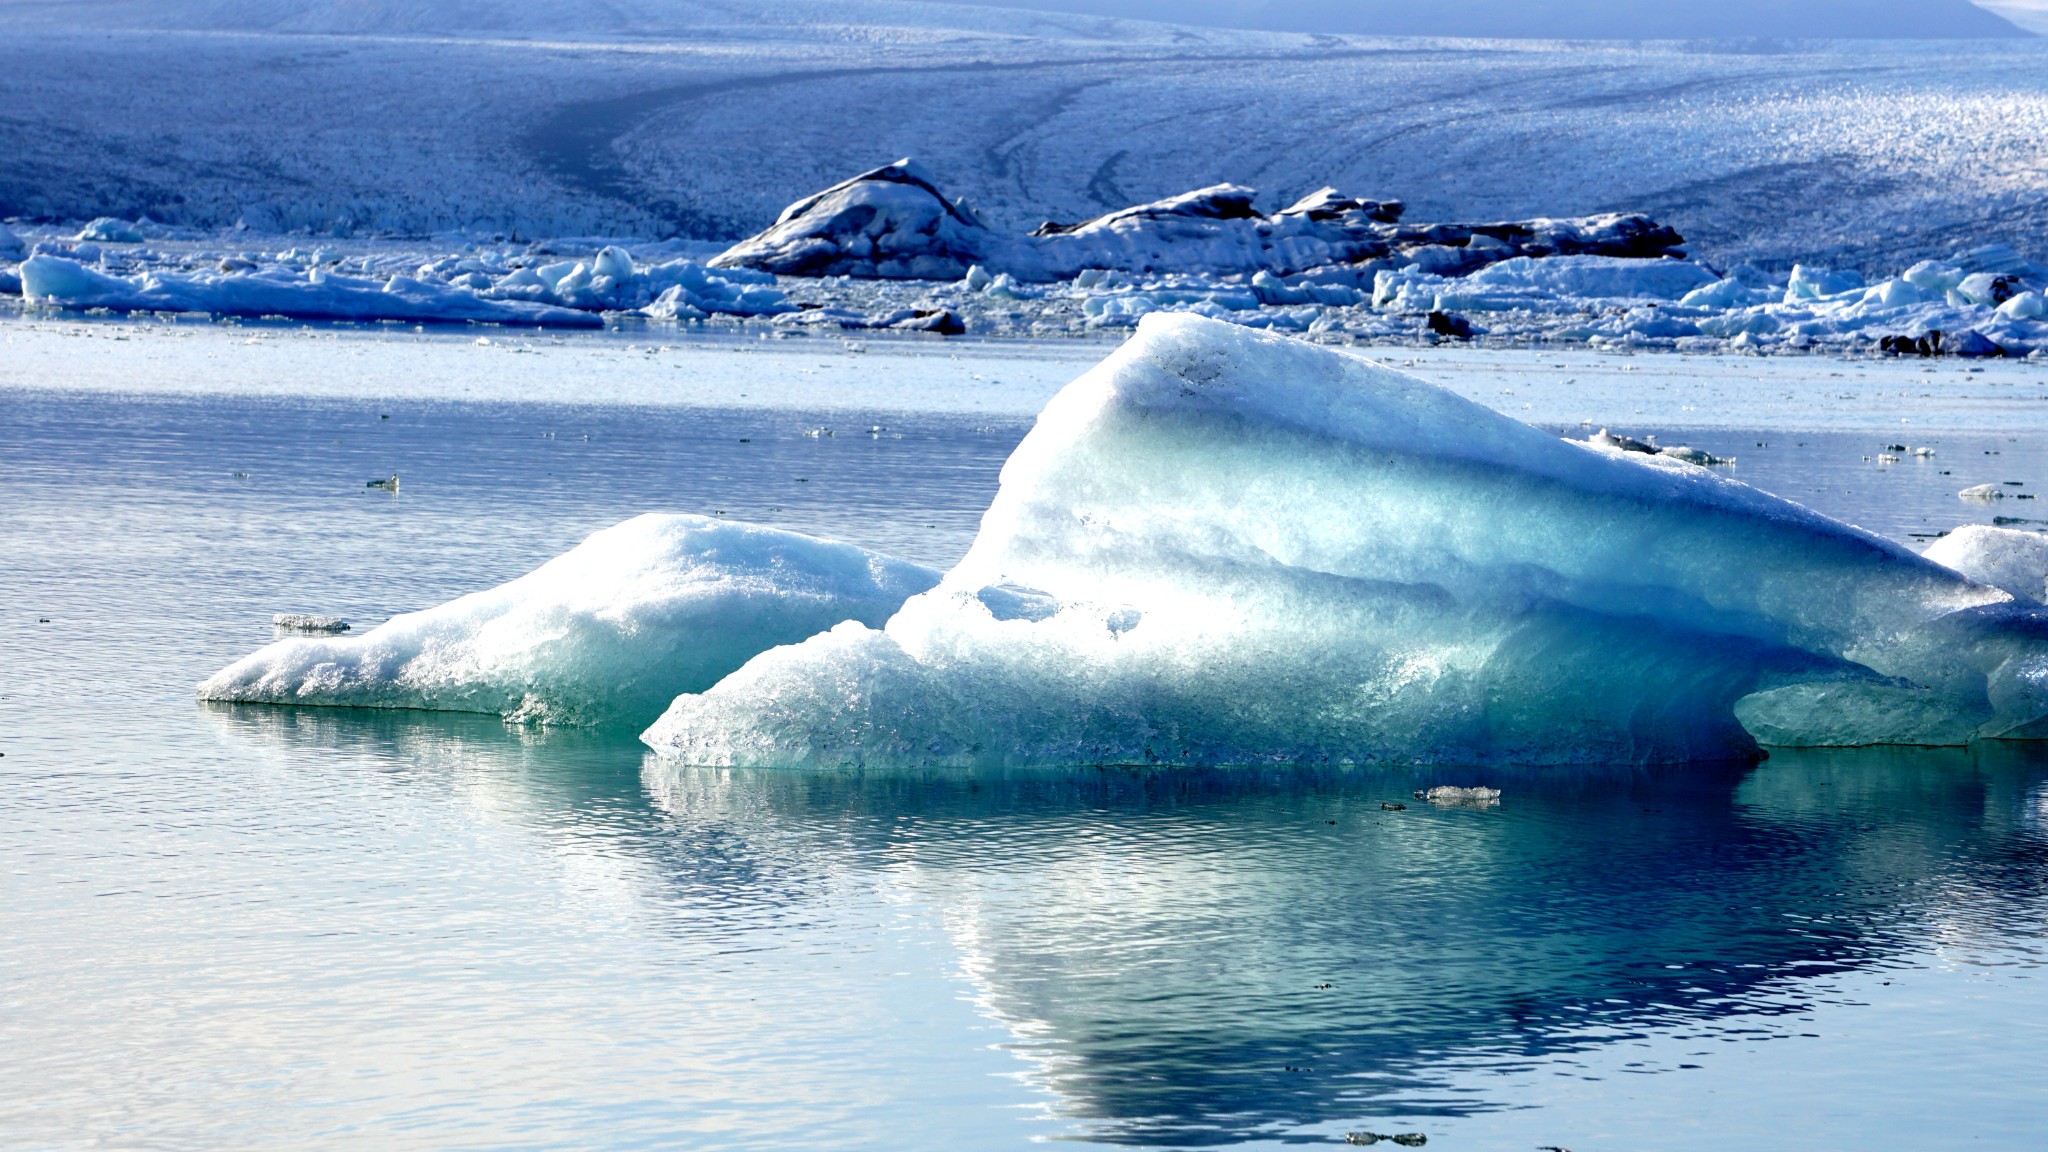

200,515,937,727
648,314,2048,767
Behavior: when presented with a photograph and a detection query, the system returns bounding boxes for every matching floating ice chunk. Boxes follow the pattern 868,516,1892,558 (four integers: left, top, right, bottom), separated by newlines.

1462,255,1716,300
646,315,2048,768
1585,428,1657,454
1999,291,2046,320
203,515,940,727
1416,785,1501,806
75,217,144,243
273,614,351,633
1658,445,1735,467
1784,265,1864,301
1678,277,1771,309
1955,271,2022,307
20,255,599,327
710,159,996,280
1924,525,2048,602
1902,260,1965,294
714,160,1683,283
1960,484,2009,500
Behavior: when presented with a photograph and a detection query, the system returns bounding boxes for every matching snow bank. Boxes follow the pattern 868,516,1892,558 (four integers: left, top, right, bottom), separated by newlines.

646,315,2048,768
1925,526,2048,602
21,254,600,327
201,515,940,727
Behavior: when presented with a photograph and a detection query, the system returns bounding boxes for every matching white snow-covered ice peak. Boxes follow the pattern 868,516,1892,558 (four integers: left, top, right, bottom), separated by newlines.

644,314,2048,767
200,515,939,727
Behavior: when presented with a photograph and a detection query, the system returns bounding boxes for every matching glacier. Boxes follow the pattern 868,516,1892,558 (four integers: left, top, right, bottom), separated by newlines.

200,515,939,727
643,314,2048,768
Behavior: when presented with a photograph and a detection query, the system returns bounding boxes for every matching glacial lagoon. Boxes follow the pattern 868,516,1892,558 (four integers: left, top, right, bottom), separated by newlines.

5,319,2048,1148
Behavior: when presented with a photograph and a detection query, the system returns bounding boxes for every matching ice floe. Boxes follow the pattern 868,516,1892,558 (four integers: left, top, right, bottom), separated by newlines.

201,515,939,727
1925,525,2048,602
644,314,2048,767
10,244,798,327
20,254,602,327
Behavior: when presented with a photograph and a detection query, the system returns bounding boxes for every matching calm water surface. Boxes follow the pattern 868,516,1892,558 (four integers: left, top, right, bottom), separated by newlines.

4,326,2047,1149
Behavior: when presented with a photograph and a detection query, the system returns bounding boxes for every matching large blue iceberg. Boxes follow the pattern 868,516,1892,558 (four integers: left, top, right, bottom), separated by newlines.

643,314,2048,767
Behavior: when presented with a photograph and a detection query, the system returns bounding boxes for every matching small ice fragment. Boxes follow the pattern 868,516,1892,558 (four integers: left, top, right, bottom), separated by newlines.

1960,484,2007,500
366,475,399,491
1415,785,1502,807
1914,447,1936,457
1586,428,1657,454
1659,445,1734,466
272,614,350,633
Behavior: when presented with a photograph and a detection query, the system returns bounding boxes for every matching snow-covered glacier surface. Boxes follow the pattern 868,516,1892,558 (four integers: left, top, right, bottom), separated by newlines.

200,515,938,727
645,314,2048,767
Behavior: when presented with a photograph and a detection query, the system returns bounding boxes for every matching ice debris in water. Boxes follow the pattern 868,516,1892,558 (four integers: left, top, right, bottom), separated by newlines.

1416,785,1502,806
20,254,600,327
1924,525,2048,602
75,217,145,243
644,314,2048,768
15,243,790,327
272,614,350,634
1960,483,2009,500
202,515,938,727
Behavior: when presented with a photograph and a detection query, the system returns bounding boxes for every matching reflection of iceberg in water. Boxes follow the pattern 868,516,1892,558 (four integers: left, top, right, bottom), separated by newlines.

204,705,2048,1144
644,750,2048,1144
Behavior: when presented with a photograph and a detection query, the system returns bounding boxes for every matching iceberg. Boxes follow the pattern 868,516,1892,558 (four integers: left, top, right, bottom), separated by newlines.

75,216,144,243
21,255,600,327
0,221,23,260
712,159,1685,282
1459,255,1717,300
483,247,792,318
201,515,940,727
710,159,997,280
1925,525,2048,602
645,314,2048,768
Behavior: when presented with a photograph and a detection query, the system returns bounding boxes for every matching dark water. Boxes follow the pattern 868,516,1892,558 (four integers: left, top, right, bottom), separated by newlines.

5,378,2048,1149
